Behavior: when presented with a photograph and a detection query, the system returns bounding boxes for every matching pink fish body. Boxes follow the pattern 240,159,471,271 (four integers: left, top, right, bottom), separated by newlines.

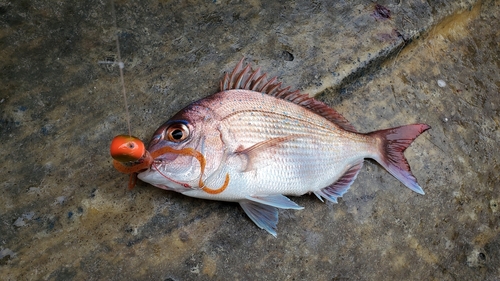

137,59,430,236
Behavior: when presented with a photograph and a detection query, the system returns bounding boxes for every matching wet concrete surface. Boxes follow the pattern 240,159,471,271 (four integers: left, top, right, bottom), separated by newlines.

1,0,499,280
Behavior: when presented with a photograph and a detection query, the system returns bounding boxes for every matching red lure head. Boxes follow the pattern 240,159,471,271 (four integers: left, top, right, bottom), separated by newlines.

110,135,146,162
110,135,151,189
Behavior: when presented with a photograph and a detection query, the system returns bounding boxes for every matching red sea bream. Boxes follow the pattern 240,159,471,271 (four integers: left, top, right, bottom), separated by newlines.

113,59,430,236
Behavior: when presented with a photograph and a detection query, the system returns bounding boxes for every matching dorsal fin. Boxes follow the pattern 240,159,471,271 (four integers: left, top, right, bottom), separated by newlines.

220,58,357,132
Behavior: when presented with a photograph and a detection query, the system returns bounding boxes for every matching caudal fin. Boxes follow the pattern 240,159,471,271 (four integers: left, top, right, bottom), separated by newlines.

368,124,430,194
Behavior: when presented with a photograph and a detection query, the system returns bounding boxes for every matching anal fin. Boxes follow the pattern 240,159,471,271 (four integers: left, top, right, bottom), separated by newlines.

314,160,364,203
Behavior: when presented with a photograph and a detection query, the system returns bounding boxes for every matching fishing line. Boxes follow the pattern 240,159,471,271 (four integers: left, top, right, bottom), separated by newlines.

111,0,132,137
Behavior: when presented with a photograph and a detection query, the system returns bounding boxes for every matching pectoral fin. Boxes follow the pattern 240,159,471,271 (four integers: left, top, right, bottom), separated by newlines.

235,135,298,172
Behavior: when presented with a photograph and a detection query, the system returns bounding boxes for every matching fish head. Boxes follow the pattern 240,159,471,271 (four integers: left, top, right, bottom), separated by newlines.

137,103,225,192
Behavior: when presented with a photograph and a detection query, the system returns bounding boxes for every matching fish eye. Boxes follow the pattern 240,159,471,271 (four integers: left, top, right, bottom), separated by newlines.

166,123,189,142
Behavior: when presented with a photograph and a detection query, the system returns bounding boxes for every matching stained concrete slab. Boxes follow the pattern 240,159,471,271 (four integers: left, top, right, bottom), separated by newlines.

1,0,498,280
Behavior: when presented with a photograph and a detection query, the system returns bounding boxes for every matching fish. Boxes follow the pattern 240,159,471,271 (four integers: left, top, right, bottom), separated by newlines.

111,58,430,237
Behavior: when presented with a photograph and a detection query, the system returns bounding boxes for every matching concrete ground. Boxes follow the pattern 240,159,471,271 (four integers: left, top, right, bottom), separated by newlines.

1,0,498,280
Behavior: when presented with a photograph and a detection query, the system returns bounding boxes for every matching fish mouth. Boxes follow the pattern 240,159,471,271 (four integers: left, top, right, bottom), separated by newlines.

111,147,198,189
147,147,201,188
150,152,198,188
114,145,230,194
150,146,206,182
148,146,230,194
148,162,194,188
124,146,202,188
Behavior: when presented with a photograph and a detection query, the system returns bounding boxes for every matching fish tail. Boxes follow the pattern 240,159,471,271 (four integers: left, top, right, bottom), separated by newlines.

368,124,430,194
